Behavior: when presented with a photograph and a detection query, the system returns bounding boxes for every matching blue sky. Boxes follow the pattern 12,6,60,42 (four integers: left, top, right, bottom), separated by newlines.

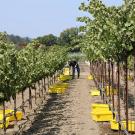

0,0,123,38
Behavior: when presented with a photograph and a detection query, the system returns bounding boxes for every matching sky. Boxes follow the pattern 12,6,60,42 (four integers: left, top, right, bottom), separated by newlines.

0,0,123,38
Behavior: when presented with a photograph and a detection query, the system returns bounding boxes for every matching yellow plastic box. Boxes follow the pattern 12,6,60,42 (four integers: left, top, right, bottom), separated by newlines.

63,68,70,75
110,119,135,132
56,88,65,94
0,115,9,129
105,86,117,96
91,110,113,122
59,75,71,81
0,110,23,121
55,83,69,89
87,75,93,80
91,90,100,96
49,87,66,94
49,82,69,94
91,103,110,112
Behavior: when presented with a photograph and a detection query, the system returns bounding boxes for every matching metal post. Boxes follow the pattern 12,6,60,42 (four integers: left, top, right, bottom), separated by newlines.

117,62,121,133
3,101,6,134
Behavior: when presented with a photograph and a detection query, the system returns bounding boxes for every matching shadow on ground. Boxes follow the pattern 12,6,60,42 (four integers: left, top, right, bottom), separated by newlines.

22,93,72,135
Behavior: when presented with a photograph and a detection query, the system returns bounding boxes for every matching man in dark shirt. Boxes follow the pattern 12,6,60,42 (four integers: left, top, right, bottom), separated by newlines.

69,60,76,79
75,62,80,79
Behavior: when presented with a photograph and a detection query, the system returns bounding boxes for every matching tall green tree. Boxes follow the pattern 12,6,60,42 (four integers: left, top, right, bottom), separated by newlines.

36,34,58,46
59,27,79,46
58,27,82,52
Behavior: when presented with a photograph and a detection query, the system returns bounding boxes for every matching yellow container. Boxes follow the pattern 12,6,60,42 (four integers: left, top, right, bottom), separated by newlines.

110,119,135,132
49,87,66,94
87,75,93,80
127,121,135,132
91,103,110,112
110,119,120,130
59,83,69,87
59,75,71,81
0,117,9,129
105,86,117,96
106,89,117,96
55,83,69,89
9,111,23,121
48,86,56,93
91,110,113,122
91,90,100,96
49,82,69,94
63,68,70,75
0,110,23,121
48,89,56,93
56,88,65,94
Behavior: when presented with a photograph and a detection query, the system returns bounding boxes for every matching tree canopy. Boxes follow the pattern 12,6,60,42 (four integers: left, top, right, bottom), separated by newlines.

78,0,135,62
36,34,58,46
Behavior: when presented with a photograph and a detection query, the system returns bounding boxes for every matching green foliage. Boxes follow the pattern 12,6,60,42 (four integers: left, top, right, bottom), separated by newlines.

8,34,31,45
59,27,81,46
58,27,83,52
0,32,10,43
36,34,58,46
68,52,85,62
78,0,135,63
0,32,68,101
59,27,79,45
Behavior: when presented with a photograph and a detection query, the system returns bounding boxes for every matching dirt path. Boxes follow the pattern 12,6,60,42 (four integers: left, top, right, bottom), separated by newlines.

22,62,100,135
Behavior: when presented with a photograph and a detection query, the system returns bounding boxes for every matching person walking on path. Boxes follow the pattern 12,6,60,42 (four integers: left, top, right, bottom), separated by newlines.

75,62,80,79
69,60,77,79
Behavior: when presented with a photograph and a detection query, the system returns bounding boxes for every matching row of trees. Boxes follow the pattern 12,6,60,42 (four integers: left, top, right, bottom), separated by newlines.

2,27,82,52
0,32,68,102
78,0,135,133
35,27,82,52
0,32,31,46
78,0,135,62
0,32,68,133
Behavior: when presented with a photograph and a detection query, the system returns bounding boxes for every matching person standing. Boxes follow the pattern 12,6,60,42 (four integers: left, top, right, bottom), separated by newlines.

69,60,76,79
75,62,80,79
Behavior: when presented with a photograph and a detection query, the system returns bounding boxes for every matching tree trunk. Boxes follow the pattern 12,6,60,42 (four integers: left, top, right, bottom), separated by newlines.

124,58,128,131
22,90,25,114
117,62,121,133
105,62,107,85
47,76,50,89
41,79,44,96
29,87,32,109
108,60,111,98
3,101,6,134
38,81,41,98
134,56,135,111
111,62,115,111
44,77,46,100
14,94,17,124
34,84,37,104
